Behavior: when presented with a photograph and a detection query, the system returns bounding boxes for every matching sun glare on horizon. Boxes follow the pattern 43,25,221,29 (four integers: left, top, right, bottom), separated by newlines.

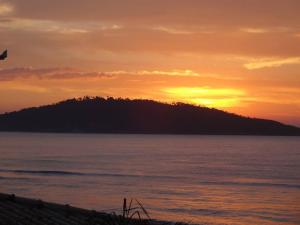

163,87,246,108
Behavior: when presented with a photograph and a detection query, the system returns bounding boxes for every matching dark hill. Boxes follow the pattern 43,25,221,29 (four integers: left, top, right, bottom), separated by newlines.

0,97,299,135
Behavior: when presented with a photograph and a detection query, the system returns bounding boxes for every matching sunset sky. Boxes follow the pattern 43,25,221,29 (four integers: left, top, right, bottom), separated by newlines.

0,0,300,126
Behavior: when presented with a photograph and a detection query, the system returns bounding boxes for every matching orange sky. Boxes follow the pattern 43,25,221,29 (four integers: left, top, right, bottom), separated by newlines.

0,0,300,126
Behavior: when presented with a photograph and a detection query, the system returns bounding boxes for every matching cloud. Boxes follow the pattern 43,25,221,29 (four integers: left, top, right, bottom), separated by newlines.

152,26,215,35
0,18,122,34
244,57,300,70
240,28,269,34
0,0,298,58
0,1,13,16
1,18,300,64
0,68,204,81
152,26,195,35
134,70,201,77
0,67,115,81
97,69,204,77
8,0,300,28
240,27,291,34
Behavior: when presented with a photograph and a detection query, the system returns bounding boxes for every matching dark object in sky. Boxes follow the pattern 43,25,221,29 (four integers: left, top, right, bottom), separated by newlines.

0,97,299,135
0,49,7,60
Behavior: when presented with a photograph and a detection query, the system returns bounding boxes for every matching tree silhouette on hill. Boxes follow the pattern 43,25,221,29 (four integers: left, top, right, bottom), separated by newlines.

0,96,299,135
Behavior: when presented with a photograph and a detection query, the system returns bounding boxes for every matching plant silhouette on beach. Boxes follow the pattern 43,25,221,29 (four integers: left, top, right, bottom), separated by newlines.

88,198,151,225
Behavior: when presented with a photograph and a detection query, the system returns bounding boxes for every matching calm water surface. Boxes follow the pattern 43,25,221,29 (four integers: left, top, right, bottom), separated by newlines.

0,133,299,225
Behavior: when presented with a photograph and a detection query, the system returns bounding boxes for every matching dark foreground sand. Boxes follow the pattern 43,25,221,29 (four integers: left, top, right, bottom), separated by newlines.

0,193,112,225
0,193,190,225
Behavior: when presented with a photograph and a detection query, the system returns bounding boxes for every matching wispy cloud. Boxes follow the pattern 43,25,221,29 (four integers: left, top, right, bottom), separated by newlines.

153,26,214,35
134,70,201,77
240,27,291,34
153,26,195,35
0,18,122,34
0,67,115,81
59,69,202,77
0,68,203,81
0,1,13,16
244,57,300,70
240,28,269,34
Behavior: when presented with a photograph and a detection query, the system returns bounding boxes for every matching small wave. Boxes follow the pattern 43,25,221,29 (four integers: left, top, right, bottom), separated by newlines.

0,169,84,176
198,180,300,189
0,175,33,181
164,207,293,224
0,169,182,180
1,169,299,189
167,207,226,216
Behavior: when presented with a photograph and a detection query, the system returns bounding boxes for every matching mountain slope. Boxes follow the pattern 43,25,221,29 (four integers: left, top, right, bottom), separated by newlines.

0,97,299,135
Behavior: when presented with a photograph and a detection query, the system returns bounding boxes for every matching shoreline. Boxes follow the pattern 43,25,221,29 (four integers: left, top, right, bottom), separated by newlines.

0,192,109,225
1,131,300,137
0,193,192,225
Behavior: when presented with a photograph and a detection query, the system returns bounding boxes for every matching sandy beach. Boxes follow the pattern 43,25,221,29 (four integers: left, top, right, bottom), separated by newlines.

0,193,112,225
0,192,188,225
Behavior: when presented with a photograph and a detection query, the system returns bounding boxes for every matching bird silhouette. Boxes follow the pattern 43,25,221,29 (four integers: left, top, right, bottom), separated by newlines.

0,50,7,60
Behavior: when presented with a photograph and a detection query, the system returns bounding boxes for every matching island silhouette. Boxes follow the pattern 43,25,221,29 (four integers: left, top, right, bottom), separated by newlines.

0,96,299,135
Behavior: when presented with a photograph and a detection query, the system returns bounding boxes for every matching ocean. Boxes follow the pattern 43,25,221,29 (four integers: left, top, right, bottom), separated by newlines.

0,132,299,225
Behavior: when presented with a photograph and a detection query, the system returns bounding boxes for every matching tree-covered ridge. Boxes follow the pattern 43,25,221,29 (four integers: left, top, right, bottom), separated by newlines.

0,97,299,135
